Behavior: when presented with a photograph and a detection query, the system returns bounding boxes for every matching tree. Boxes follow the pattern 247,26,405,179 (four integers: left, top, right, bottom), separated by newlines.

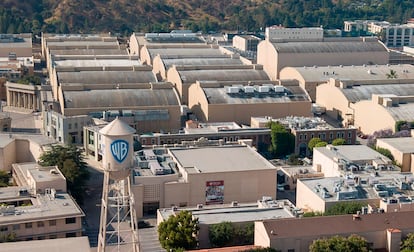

308,137,322,151
375,147,394,162
325,202,365,216
38,145,89,204
209,221,234,247
386,69,398,79
0,171,10,187
158,210,199,251
315,141,328,148
401,233,414,252
332,138,346,146
267,121,295,158
309,234,369,252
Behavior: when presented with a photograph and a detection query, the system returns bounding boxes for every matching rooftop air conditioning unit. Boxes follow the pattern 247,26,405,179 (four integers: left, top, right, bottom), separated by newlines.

274,85,285,93
196,204,203,209
231,201,239,207
243,86,255,93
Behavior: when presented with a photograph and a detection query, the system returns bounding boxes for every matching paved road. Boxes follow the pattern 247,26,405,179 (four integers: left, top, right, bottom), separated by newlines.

138,225,165,252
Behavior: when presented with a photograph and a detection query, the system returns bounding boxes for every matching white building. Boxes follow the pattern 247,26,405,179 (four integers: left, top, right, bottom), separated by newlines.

265,26,324,42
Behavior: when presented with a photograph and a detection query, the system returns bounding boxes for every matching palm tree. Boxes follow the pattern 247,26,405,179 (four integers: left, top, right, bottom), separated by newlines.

386,69,398,79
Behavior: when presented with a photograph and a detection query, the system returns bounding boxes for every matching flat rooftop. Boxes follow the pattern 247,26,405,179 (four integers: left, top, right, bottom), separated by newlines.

0,236,90,252
159,200,295,225
0,187,84,225
0,133,56,149
169,145,275,174
377,137,414,153
315,145,390,163
13,162,65,184
300,171,414,202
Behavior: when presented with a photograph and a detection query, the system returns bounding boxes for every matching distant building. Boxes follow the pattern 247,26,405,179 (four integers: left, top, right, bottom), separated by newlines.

232,35,262,52
0,34,34,78
344,20,414,48
251,116,357,156
257,37,388,80
5,82,42,113
265,26,324,42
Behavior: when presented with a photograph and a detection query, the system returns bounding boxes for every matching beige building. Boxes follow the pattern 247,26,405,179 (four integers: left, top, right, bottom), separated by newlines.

0,236,90,252
0,133,56,172
5,82,42,113
128,31,206,58
281,64,414,102
167,64,270,105
0,186,84,242
376,137,414,173
12,163,66,194
254,211,414,252
157,198,297,248
152,54,243,80
294,145,414,213
353,94,414,135
0,34,34,77
41,33,122,73
315,77,414,134
130,141,277,218
257,37,389,80
188,80,311,125
265,26,324,41
233,35,262,52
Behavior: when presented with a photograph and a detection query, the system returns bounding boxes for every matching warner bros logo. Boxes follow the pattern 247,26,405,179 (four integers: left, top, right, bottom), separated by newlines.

110,139,129,163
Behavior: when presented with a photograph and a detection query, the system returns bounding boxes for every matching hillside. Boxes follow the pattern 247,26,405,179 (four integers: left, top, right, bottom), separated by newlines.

0,0,413,35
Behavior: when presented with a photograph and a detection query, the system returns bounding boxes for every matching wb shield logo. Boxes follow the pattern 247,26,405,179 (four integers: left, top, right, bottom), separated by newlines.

110,140,129,163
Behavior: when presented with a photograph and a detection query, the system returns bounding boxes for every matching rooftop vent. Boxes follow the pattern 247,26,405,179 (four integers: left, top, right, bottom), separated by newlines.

231,201,239,207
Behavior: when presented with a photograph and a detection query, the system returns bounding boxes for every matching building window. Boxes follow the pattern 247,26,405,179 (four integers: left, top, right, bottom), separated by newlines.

37,221,44,228
74,123,78,129
49,220,56,226
66,232,77,238
13,224,20,230
0,226,8,232
25,223,32,229
348,132,352,138
49,235,57,239
65,217,76,224
299,134,302,140
311,133,314,139
304,134,307,140
68,123,71,130
330,133,333,139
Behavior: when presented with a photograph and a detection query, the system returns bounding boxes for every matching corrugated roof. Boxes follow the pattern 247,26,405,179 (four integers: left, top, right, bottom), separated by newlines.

283,64,414,82
163,57,243,69
204,86,309,104
149,48,223,58
50,49,128,56
63,88,179,109
54,59,141,68
341,83,414,103
386,102,414,122
57,71,156,84
178,69,270,83
272,41,387,53
99,117,135,136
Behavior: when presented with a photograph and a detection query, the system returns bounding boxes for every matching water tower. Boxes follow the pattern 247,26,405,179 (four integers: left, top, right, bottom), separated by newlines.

97,117,139,252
